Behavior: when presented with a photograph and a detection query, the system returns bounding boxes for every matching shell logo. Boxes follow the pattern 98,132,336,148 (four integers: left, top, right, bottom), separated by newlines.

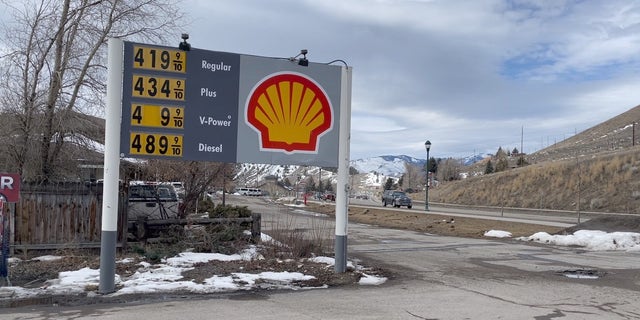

246,72,333,153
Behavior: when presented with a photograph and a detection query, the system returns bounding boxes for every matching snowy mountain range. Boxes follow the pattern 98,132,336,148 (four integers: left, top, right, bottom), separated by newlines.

350,155,425,177
235,154,485,187
236,155,422,184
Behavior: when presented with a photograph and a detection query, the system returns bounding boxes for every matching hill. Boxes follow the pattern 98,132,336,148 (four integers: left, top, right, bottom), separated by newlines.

431,104,640,214
530,105,640,163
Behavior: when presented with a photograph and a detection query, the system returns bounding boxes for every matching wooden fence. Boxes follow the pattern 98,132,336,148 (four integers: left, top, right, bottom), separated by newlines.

3,190,261,252
8,191,128,251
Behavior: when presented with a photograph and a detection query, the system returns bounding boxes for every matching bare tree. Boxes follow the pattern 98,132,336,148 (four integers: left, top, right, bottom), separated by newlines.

436,158,462,182
145,160,236,218
402,162,421,191
494,146,509,172
0,0,185,182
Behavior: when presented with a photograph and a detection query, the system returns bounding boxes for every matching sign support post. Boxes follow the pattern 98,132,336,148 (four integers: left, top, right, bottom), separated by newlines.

99,38,124,294
0,173,21,286
335,66,352,272
0,199,8,286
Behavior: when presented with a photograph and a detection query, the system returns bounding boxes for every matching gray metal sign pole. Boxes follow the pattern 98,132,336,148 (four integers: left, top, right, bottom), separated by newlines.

99,38,123,294
334,66,352,273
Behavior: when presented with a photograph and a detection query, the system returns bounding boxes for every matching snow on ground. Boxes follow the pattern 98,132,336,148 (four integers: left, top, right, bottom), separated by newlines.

485,229,640,252
2,228,639,299
0,242,386,299
484,230,512,238
516,230,640,252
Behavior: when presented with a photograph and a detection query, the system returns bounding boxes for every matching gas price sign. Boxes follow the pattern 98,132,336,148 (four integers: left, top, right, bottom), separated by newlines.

130,104,184,129
132,46,186,73
121,42,191,159
120,40,341,165
129,132,183,157
131,75,185,101
121,41,241,162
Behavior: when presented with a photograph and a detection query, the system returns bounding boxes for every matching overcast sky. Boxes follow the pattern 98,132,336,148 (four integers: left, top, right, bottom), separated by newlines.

178,0,640,160
3,1,638,161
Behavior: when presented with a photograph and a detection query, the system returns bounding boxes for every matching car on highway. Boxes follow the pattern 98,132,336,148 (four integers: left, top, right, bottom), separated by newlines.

382,190,412,209
236,187,262,196
323,193,336,201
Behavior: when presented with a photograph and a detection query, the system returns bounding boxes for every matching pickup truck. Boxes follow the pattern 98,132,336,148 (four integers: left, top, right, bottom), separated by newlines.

382,190,413,209
128,183,180,220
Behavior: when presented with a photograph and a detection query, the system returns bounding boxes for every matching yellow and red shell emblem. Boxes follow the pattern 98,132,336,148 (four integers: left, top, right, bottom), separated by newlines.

246,72,333,153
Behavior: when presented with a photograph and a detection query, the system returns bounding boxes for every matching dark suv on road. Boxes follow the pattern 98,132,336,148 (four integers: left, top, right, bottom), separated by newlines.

382,190,412,209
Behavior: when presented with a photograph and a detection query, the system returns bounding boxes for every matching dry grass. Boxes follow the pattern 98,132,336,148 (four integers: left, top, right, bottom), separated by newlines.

262,207,334,258
304,203,563,238
430,148,640,214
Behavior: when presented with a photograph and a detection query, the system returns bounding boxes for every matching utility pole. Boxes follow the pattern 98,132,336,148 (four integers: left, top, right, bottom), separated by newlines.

576,153,581,224
521,126,524,154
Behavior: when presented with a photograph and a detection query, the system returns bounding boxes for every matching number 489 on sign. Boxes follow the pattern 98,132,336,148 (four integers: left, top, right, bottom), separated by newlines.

130,133,182,157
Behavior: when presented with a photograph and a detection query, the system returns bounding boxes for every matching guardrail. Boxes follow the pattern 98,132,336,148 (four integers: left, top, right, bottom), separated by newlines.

416,201,638,218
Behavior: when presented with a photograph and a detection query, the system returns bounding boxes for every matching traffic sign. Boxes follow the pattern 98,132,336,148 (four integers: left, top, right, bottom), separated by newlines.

0,173,20,203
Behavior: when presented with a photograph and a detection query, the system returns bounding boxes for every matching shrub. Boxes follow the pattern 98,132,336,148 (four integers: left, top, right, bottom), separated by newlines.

197,196,216,213
208,204,252,218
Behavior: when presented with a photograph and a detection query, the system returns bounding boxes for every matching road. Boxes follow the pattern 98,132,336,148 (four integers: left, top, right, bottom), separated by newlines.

5,196,640,319
350,197,589,228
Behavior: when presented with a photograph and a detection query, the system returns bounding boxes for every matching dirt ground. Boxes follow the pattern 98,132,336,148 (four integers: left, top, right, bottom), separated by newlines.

305,203,566,238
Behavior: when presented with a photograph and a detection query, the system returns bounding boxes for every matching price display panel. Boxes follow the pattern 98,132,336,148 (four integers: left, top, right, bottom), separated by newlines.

129,132,183,157
133,46,186,73
132,75,185,101
130,104,184,129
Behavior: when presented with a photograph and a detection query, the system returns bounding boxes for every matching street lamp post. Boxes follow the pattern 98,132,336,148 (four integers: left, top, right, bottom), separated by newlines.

424,140,431,211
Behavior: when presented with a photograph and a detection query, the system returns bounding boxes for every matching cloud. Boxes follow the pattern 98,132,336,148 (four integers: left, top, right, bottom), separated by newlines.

135,1,640,159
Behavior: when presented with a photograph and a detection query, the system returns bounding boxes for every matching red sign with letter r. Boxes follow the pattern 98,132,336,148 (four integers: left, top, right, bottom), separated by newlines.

0,173,20,203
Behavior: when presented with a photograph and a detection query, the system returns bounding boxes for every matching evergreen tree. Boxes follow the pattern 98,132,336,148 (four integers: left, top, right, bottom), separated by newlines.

384,178,394,190
484,159,494,174
426,156,438,174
